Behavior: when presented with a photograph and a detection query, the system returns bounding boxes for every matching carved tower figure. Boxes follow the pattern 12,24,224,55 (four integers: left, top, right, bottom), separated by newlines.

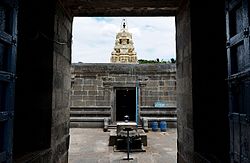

110,19,138,64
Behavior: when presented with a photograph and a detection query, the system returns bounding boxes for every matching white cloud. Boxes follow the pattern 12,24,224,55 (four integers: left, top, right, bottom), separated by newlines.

72,17,176,63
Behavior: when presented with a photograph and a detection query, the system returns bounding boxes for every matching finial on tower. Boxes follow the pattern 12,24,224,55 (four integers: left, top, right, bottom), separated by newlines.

121,18,127,30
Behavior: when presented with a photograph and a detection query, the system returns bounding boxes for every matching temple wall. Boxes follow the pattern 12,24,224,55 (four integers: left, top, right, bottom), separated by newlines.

70,63,177,127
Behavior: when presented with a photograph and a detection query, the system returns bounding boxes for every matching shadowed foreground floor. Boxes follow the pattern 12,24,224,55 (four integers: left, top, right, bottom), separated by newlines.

68,128,177,163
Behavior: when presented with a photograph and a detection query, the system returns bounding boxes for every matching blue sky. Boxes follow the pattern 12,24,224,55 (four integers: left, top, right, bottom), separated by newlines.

72,17,176,63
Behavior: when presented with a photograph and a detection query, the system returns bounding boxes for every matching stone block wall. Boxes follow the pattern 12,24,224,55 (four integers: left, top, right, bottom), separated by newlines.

176,0,194,162
140,75,176,107
14,1,72,162
71,63,176,107
70,63,176,127
51,2,72,162
176,0,229,162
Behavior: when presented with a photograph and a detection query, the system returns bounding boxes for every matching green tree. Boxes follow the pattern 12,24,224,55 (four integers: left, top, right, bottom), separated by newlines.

170,58,176,63
138,58,175,64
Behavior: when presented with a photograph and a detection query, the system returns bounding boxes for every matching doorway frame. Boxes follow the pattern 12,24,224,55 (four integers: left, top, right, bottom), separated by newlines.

112,87,137,123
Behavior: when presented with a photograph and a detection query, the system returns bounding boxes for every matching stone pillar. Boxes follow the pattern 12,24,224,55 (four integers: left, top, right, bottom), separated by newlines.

51,1,72,162
176,0,194,162
176,0,229,162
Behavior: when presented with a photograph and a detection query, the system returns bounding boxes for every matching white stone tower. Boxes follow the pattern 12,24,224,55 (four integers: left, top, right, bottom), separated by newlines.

110,19,138,64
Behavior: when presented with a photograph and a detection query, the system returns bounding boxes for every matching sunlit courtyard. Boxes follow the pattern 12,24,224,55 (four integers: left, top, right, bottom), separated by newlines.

69,128,177,163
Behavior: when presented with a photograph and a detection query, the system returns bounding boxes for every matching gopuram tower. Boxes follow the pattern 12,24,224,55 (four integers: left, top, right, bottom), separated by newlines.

110,19,138,64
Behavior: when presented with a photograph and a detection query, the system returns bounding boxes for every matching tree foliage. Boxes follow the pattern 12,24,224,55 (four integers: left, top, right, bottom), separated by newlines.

138,58,176,64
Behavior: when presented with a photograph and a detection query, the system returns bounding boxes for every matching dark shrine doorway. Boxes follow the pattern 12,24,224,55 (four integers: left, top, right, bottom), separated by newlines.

116,88,136,122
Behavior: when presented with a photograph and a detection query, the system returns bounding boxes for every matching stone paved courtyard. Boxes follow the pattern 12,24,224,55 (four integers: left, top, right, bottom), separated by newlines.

68,128,177,163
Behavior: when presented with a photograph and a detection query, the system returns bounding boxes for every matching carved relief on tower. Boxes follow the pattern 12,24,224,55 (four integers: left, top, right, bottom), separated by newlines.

110,19,138,64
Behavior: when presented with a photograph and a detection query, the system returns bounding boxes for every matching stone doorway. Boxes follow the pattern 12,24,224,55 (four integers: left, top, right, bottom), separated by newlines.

10,1,233,162
115,88,136,122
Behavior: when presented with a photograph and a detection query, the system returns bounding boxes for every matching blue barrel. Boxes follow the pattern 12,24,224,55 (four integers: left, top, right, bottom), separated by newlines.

160,121,167,132
151,121,158,132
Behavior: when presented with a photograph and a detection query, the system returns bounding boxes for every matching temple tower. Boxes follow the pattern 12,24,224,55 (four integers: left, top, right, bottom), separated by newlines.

110,19,138,64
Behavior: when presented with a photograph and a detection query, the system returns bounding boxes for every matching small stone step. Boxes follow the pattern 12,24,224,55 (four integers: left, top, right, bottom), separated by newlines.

108,124,142,129
70,117,109,122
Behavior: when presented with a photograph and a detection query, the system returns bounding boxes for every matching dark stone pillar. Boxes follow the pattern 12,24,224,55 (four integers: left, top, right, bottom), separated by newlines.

176,0,229,162
14,0,72,162
176,0,194,162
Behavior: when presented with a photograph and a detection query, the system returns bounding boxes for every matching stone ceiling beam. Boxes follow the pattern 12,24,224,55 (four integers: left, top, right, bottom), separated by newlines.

62,0,181,16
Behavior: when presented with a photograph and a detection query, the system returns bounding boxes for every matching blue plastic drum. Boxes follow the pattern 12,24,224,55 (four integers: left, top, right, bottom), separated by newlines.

160,121,167,132
151,121,158,132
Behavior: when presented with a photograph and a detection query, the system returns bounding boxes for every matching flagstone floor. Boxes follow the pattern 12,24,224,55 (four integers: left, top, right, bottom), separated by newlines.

68,128,177,163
